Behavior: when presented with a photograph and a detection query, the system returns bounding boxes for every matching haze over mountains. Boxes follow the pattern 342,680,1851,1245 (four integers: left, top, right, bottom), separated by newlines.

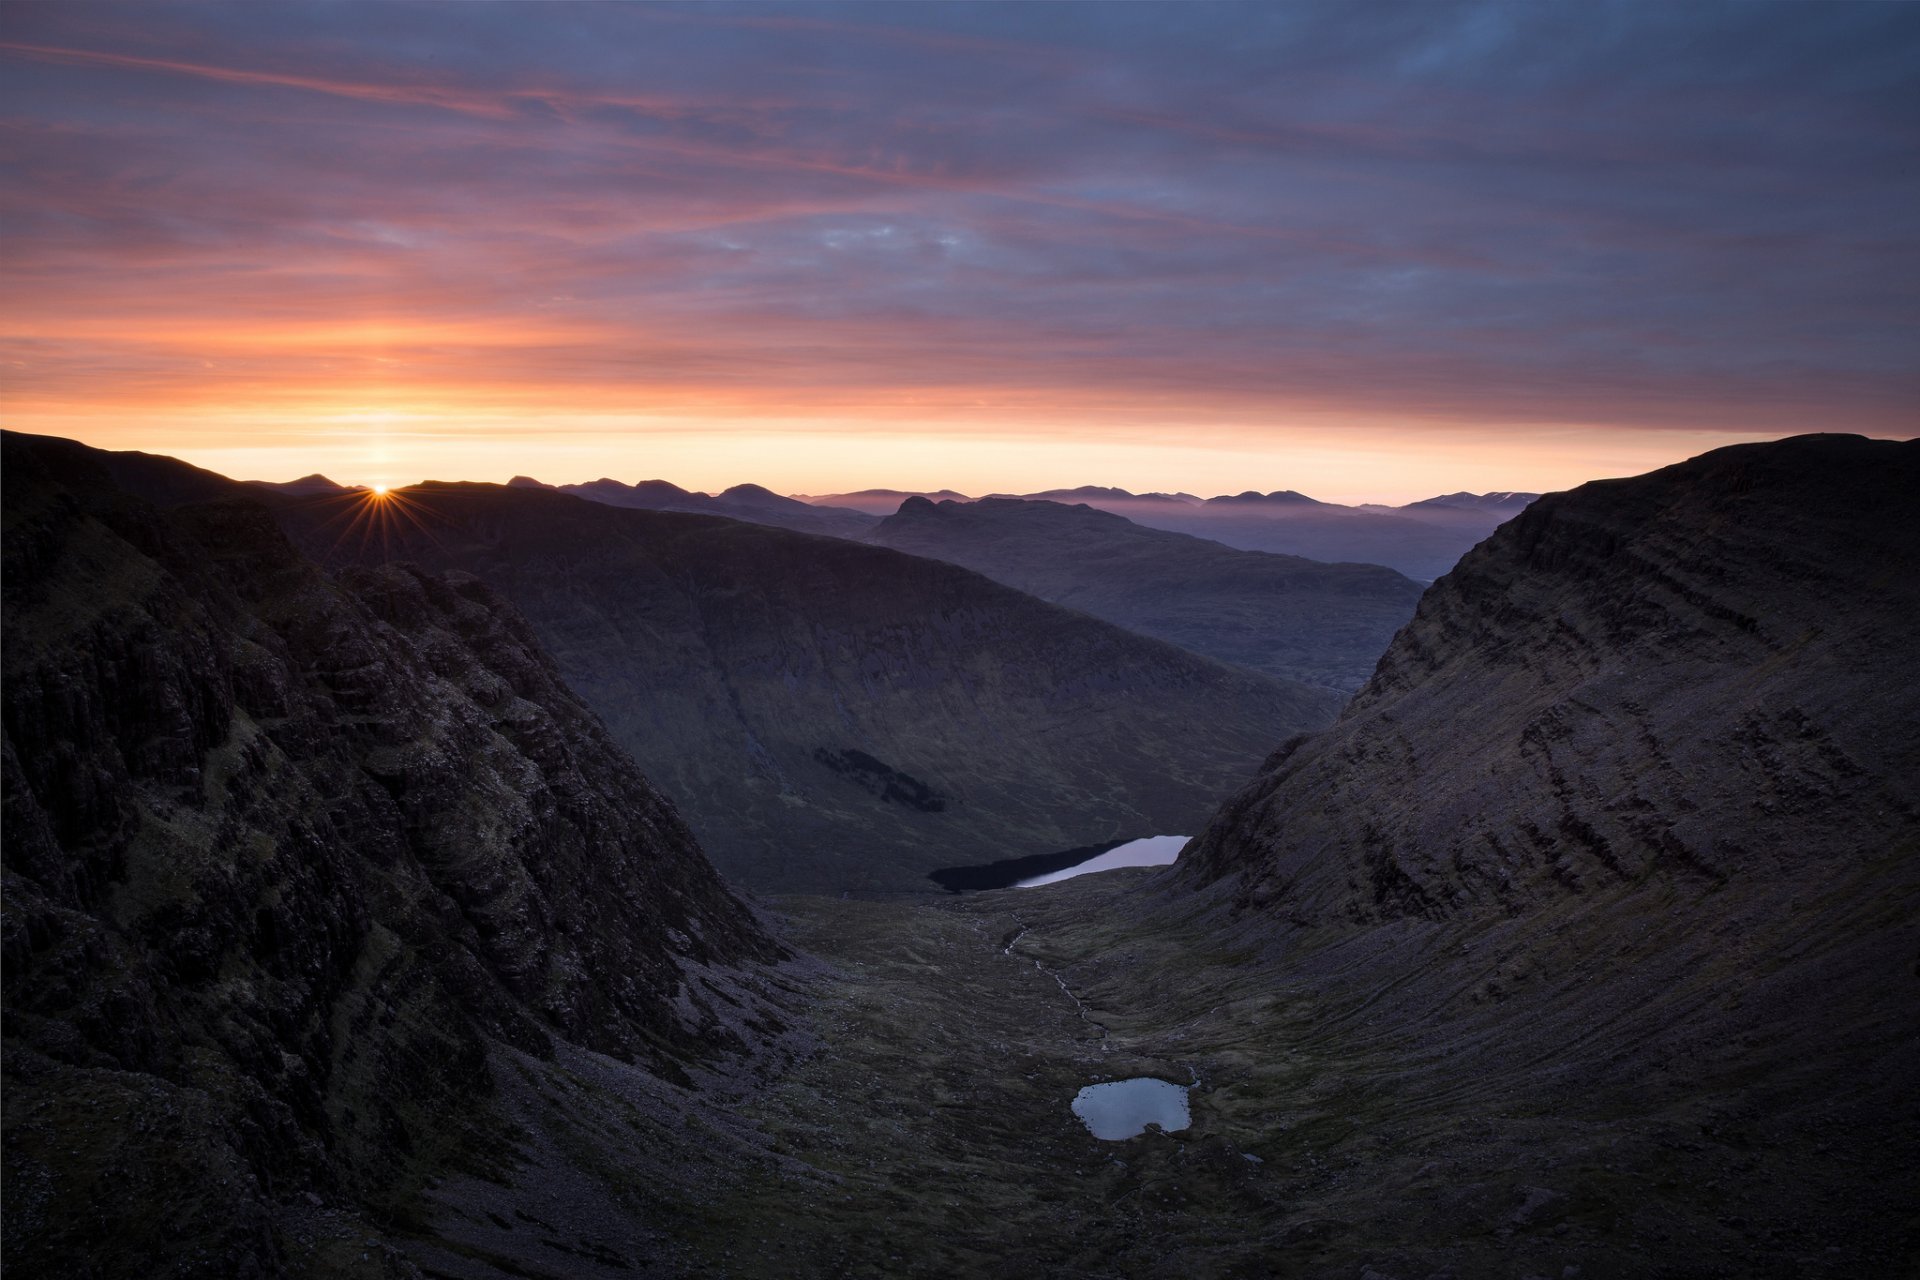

871,496,1424,690
528,475,1537,582
977,485,1540,581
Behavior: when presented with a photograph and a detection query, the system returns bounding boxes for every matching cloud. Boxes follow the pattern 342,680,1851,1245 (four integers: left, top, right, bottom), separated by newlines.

2,0,1915,476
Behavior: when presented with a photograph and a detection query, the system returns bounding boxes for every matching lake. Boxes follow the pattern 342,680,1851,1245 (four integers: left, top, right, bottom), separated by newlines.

1014,835,1189,887
927,835,1190,892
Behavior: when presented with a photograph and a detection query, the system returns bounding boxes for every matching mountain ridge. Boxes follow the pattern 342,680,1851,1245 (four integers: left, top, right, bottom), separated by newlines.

870,496,1424,690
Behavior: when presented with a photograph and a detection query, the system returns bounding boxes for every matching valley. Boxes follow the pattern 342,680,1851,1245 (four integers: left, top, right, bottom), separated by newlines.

668,870,1912,1279
4,432,1915,1279
9,7,1914,1276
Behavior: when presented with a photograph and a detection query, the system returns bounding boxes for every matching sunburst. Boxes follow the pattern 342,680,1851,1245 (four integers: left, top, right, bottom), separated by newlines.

300,482,452,566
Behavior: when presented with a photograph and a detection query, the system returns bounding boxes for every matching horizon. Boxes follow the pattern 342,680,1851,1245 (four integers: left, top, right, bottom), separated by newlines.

4,3,1916,503
38,424,1884,510
66,425,1904,509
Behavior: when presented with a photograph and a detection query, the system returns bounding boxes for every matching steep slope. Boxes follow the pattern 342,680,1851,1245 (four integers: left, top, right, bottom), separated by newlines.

2,436,797,1275
9,436,1339,893
1182,434,1919,909
870,496,1423,690
1160,433,1920,1270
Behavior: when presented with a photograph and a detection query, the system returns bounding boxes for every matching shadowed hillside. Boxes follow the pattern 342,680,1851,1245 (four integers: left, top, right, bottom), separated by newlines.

2,434,801,1276
557,476,877,540
270,482,1339,892
1151,432,1920,1272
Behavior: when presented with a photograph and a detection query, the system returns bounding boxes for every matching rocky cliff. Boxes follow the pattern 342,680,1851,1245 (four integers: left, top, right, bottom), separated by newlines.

2,434,796,1276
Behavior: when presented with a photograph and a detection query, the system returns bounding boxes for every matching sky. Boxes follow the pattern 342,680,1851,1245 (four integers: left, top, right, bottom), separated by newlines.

3,2,1916,503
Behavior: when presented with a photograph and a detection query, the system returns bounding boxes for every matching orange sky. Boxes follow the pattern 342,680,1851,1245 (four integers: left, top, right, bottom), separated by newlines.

3,6,1913,504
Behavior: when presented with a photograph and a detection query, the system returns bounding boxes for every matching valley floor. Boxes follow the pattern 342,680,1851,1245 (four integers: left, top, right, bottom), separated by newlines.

646,874,1910,1280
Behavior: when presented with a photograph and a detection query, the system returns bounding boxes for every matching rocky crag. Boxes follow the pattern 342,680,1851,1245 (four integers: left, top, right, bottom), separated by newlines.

2,434,802,1276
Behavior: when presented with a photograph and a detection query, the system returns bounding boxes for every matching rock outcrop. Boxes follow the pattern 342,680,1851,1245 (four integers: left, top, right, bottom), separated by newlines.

2,434,794,1275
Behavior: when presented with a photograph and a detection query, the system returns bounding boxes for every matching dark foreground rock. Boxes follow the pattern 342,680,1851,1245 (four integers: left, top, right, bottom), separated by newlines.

2,435,803,1276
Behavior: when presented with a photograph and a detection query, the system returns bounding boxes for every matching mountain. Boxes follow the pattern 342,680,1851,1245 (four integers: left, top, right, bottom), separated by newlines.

870,497,1424,690
244,472,358,496
1202,489,1325,507
505,473,553,489
2,432,798,1275
990,485,1532,580
1170,433,1919,1269
797,488,973,515
1400,489,1539,515
8,435,1339,893
554,476,878,540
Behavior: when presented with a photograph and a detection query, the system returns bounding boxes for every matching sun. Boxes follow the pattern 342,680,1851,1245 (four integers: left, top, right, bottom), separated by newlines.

371,484,389,496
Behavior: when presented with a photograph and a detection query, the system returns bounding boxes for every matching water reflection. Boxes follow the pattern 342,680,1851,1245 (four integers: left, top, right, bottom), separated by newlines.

1016,835,1189,888
1072,1077,1191,1140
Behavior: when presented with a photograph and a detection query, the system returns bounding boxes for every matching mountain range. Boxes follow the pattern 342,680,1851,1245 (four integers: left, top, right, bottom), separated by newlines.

20,433,1340,894
7,430,1912,1277
971,485,1539,581
524,476,1538,581
870,496,1425,690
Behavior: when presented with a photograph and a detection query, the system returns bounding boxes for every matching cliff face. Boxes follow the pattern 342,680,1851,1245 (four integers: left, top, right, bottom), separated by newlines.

870,496,1424,690
1182,434,1920,916
2,436,791,1275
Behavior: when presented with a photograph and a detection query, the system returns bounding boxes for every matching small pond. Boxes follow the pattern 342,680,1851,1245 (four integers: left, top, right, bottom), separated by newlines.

1071,1077,1191,1140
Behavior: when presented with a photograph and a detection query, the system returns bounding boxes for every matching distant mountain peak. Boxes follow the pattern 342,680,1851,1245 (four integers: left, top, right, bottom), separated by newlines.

1204,489,1323,506
506,474,553,489
246,472,353,495
1404,490,1540,512
632,478,696,499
